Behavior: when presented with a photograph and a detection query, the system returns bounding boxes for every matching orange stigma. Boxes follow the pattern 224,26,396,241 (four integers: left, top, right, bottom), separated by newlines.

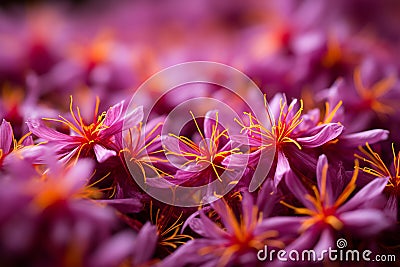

281,160,359,232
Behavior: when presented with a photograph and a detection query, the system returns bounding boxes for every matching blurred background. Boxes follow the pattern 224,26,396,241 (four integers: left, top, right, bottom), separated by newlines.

0,0,400,139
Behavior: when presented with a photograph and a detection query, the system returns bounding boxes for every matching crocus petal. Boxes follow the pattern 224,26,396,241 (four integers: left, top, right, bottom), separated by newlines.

161,239,220,267
21,135,34,146
338,177,388,212
339,209,392,236
145,177,178,188
284,227,320,253
211,199,239,235
132,222,158,265
257,179,280,217
103,100,125,127
96,198,143,213
339,129,389,147
26,118,75,141
385,195,398,221
122,105,144,131
64,158,94,192
188,211,229,239
222,152,251,167
257,216,301,236
89,230,136,267
313,228,334,257
297,123,343,148
316,155,334,206
285,169,315,210
93,144,117,163
0,119,13,153
229,134,262,147
274,150,290,187
102,103,144,138
241,191,255,229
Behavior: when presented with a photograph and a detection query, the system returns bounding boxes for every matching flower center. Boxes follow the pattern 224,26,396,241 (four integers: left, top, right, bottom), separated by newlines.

237,97,303,150
281,160,359,232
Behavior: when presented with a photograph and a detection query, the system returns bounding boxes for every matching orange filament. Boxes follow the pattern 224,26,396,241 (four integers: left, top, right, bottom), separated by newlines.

149,203,192,249
236,97,303,150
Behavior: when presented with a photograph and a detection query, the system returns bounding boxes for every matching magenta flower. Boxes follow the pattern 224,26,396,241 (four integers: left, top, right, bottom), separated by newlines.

0,149,124,267
234,94,343,187
317,60,400,132
27,96,143,163
281,155,392,253
162,192,287,267
162,110,244,187
118,116,169,182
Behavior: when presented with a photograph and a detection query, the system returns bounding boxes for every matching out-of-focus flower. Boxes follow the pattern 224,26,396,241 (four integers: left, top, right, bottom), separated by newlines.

318,60,400,131
0,149,122,267
27,96,143,163
89,222,159,267
282,155,392,253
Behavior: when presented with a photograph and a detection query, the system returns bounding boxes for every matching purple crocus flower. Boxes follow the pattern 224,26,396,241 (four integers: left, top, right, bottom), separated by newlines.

161,192,287,267
118,116,168,182
162,110,244,187
26,96,143,163
301,82,390,165
281,154,392,254
233,94,343,187
317,60,400,133
0,148,124,267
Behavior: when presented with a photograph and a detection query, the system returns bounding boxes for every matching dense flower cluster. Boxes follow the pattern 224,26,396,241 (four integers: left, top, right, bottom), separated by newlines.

0,0,399,266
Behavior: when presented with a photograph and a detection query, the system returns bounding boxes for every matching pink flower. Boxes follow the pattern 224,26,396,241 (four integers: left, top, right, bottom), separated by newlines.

281,155,392,254
27,96,143,163
162,192,287,267
233,94,343,187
